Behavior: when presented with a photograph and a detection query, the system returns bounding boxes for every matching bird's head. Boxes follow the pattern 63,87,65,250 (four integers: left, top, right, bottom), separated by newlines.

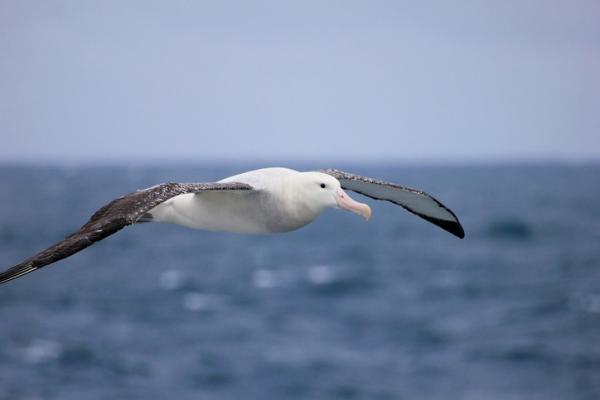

297,172,371,220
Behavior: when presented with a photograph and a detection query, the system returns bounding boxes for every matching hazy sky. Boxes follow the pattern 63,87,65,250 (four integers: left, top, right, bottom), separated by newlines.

1,1,598,163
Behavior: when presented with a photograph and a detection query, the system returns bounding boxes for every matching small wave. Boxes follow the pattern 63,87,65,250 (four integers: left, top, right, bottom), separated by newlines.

307,265,335,285
159,269,185,291
502,345,552,363
305,267,374,297
182,292,224,312
486,218,534,240
252,269,279,289
23,339,62,364
59,344,97,367
571,291,600,314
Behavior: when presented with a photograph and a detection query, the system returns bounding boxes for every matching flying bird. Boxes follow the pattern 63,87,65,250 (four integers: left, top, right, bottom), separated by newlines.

0,168,464,284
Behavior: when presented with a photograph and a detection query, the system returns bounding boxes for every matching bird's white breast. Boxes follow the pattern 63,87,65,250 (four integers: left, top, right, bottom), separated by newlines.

149,168,321,234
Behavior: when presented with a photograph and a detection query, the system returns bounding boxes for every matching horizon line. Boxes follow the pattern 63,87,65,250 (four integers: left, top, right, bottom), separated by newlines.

1,155,599,168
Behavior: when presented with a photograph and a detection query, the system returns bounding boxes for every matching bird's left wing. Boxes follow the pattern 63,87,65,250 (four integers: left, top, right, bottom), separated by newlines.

0,182,253,285
323,169,464,238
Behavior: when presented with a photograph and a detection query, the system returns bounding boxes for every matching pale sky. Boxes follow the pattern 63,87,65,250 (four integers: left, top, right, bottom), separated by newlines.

1,1,599,163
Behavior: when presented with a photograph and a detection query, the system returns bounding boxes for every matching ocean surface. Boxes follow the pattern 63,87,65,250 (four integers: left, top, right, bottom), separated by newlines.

0,163,599,400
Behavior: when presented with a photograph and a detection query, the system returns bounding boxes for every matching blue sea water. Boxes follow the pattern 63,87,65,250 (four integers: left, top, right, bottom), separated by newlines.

0,163,599,400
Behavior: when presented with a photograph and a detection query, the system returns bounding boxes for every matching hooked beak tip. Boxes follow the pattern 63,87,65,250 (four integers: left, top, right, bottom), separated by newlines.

362,205,372,221
336,188,372,221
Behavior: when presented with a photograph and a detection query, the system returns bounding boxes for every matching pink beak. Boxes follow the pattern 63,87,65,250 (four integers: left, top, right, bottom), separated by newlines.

335,188,372,220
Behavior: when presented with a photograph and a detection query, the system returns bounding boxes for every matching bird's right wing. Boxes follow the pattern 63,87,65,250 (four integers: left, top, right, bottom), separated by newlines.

0,182,253,285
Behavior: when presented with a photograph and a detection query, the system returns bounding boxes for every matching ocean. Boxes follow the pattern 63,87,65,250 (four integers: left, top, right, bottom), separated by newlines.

0,163,599,400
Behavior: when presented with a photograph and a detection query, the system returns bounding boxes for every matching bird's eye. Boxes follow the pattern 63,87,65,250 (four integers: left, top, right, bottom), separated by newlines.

320,183,326,189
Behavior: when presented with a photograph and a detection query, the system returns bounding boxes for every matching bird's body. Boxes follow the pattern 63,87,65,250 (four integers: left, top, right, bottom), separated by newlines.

0,167,464,284
151,168,324,233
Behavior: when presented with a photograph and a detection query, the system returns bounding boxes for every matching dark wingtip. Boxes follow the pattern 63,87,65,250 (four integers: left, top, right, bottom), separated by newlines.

443,220,465,239
419,215,465,239
0,262,36,285
436,219,465,239
454,222,466,239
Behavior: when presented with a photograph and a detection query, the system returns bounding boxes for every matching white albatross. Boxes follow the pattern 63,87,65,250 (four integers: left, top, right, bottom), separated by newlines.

0,167,464,284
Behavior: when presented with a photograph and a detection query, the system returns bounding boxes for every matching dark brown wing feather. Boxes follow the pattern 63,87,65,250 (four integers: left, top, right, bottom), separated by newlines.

323,169,465,238
0,182,253,285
